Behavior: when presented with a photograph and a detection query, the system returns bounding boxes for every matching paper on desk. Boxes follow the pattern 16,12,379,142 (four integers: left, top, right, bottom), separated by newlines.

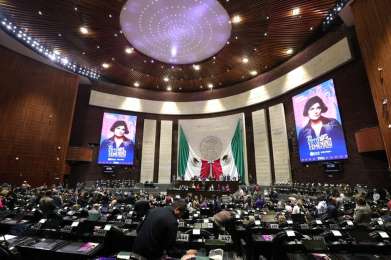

0,235,16,241
117,251,131,260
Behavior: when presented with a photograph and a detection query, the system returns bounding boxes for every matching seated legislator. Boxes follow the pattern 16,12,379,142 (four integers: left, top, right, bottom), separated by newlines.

354,196,372,225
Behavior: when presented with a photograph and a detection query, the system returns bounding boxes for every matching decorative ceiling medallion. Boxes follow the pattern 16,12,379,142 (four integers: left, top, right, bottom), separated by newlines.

120,0,231,64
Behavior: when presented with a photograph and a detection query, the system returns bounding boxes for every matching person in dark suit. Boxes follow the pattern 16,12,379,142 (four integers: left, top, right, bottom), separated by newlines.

325,197,338,220
134,199,151,220
133,199,186,259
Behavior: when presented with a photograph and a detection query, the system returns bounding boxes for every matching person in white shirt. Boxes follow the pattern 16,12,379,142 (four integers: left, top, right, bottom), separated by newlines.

285,204,293,213
316,200,328,216
373,189,380,204
292,199,303,214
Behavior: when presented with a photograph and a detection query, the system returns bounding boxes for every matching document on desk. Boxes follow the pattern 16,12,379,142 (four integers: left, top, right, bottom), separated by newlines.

286,230,295,237
117,251,131,260
378,231,389,239
0,235,17,241
331,230,342,237
104,224,112,231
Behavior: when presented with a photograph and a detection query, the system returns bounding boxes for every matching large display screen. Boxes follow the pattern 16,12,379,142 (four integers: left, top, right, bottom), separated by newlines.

292,79,348,162
97,112,137,165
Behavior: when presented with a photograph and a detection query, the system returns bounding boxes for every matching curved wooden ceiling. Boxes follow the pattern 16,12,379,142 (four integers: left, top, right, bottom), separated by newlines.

0,0,340,92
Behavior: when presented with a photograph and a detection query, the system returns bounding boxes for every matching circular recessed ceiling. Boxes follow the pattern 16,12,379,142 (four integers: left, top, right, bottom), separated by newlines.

120,0,232,65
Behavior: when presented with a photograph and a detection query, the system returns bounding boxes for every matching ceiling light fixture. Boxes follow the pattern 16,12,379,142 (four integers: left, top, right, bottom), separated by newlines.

249,70,258,76
125,47,134,54
231,15,242,24
120,0,231,64
79,26,89,35
102,63,110,69
0,17,99,80
323,0,350,28
242,57,249,64
166,86,172,91
207,83,214,89
286,48,293,55
292,8,300,16
193,64,201,71
163,77,169,82
133,81,140,87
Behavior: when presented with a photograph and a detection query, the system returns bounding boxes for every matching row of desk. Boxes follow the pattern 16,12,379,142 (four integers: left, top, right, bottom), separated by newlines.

2,206,391,259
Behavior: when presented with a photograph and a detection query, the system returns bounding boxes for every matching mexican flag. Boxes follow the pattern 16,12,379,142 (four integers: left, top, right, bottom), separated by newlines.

178,120,244,182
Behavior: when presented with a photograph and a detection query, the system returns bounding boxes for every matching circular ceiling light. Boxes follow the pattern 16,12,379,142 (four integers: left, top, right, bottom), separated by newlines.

231,15,242,24
101,63,110,69
120,0,231,65
125,47,134,54
79,26,89,35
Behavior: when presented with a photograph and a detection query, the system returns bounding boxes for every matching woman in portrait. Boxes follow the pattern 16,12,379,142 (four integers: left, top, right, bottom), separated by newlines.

298,96,345,159
99,120,134,164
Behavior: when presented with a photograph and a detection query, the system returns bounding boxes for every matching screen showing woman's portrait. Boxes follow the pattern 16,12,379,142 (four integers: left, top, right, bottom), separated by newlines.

98,113,137,165
292,79,348,162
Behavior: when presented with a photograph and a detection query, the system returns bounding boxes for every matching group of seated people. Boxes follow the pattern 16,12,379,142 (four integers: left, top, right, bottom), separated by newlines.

177,175,237,182
0,180,391,259
176,183,232,192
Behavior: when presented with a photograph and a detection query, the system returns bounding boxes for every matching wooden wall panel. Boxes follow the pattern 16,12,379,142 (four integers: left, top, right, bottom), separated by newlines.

241,116,250,185
351,0,391,167
153,120,161,183
171,120,179,181
67,86,143,184
355,127,384,153
244,112,256,184
66,147,94,162
0,46,79,186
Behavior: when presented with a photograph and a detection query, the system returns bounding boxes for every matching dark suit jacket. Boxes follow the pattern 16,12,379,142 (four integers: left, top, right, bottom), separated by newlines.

133,207,178,259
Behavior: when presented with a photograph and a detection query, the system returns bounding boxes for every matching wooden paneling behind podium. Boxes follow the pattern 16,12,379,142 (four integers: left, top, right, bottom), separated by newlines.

355,127,384,153
67,147,94,162
351,0,391,167
0,46,79,186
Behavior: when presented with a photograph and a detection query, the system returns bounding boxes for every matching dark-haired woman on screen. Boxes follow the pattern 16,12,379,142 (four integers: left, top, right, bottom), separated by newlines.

99,120,134,164
298,96,345,161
